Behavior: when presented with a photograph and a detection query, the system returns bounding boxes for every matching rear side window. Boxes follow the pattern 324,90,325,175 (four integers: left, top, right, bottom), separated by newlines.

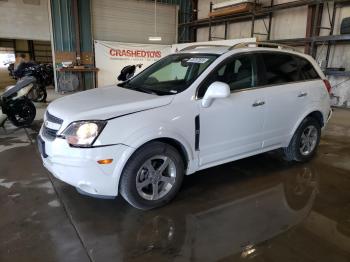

296,57,320,80
260,53,299,85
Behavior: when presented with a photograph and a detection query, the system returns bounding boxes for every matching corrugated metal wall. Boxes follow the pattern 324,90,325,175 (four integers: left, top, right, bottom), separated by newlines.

50,0,193,90
160,0,194,43
0,0,50,41
50,0,94,90
91,0,178,44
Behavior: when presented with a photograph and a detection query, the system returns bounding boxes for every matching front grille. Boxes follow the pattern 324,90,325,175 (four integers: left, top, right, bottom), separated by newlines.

43,126,58,140
42,111,63,140
46,111,63,124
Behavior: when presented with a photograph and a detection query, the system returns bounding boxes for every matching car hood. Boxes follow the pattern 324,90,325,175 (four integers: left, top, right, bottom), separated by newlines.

47,85,174,123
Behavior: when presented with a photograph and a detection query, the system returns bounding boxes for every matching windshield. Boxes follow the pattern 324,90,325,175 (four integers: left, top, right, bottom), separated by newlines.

118,53,218,95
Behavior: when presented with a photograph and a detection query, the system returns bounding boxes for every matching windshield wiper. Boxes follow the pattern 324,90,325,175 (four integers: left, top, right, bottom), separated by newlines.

132,86,157,95
120,82,157,95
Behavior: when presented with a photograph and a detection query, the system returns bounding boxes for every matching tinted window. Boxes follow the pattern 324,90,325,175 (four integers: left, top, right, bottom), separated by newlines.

297,57,320,80
197,55,256,98
261,53,299,85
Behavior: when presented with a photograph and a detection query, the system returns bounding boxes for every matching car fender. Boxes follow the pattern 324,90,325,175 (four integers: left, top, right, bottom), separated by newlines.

286,106,326,146
124,123,195,163
108,122,197,195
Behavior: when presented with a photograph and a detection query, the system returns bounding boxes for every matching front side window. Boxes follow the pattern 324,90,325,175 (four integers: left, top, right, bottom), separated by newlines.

119,53,218,95
197,55,257,98
260,53,299,85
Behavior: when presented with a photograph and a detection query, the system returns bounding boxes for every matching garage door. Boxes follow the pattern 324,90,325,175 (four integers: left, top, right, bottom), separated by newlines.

92,0,178,44
0,0,50,41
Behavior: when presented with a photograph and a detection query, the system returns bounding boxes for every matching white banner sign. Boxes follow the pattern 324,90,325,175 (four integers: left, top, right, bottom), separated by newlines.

94,41,172,87
94,38,255,87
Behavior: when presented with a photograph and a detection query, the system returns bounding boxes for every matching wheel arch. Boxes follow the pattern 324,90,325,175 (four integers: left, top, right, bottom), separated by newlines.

115,136,193,196
288,110,324,146
148,137,190,170
306,111,324,127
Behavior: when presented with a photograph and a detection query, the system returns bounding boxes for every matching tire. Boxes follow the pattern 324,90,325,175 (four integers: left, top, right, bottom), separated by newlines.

7,98,36,127
120,142,185,210
283,117,321,162
283,166,317,211
33,86,47,102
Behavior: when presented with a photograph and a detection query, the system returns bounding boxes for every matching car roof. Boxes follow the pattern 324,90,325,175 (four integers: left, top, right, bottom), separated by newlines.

178,46,230,55
179,45,311,60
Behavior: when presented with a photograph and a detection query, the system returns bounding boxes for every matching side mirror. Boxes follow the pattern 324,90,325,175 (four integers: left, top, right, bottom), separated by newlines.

202,81,230,108
117,65,136,81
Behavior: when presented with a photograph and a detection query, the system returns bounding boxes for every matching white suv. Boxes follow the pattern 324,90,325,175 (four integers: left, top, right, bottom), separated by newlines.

38,43,332,209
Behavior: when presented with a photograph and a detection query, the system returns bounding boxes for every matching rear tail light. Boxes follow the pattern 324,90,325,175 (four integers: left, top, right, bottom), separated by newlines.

323,79,332,93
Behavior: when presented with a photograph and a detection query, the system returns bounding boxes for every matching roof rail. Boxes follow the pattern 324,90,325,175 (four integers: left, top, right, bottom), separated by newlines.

179,44,228,51
229,42,298,52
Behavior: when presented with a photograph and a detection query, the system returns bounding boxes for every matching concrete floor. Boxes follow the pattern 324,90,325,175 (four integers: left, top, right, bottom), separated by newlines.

0,93,350,261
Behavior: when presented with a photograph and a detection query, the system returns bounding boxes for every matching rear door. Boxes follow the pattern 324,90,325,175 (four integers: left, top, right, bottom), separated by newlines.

258,52,310,148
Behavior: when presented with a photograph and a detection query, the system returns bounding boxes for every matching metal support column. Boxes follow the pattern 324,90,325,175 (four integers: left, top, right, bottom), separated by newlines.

267,0,274,40
250,1,256,37
325,0,337,68
208,1,213,40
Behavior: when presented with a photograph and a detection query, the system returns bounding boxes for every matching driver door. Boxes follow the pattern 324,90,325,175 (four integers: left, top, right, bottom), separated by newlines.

198,54,266,167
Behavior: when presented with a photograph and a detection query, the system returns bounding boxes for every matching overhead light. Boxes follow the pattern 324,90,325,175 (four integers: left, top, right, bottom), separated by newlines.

148,0,162,42
148,36,162,41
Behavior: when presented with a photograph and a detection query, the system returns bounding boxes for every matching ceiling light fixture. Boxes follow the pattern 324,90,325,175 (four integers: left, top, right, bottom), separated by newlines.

148,0,162,41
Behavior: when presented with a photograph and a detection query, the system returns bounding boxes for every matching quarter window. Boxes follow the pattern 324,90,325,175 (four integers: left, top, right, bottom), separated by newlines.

297,57,320,80
261,53,299,85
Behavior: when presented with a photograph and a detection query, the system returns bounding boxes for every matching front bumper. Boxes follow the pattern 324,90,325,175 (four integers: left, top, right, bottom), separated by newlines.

38,129,134,197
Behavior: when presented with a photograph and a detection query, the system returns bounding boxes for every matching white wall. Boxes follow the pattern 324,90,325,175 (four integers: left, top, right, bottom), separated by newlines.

0,0,50,41
197,0,350,107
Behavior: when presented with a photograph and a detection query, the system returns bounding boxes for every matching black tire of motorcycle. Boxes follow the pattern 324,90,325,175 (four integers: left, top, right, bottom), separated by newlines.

7,99,36,127
33,87,47,103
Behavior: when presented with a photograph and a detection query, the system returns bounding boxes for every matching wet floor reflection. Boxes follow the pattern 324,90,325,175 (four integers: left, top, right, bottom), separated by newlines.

53,152,347,262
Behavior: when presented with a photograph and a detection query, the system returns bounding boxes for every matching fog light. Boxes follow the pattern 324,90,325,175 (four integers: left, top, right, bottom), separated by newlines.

97,159,113,165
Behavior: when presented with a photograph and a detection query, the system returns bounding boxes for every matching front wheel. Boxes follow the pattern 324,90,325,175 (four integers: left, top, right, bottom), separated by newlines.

33,86,47,102
283,117,321,162
120,142,184,210
7,98,36,127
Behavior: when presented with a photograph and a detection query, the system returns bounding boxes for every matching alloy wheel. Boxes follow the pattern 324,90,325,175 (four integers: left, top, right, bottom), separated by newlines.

299,125,318,156
136,155,176,201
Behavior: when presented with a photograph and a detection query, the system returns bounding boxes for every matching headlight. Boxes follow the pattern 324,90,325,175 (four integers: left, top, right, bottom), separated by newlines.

61,120,107,147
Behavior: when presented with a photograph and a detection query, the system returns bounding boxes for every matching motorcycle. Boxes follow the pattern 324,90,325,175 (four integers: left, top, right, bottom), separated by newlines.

5,62,15,78
0,77,37,127
14,63,53,102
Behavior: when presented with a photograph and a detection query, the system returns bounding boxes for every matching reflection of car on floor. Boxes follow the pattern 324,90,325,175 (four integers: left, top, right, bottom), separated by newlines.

107,165,319,261
38,43,331,209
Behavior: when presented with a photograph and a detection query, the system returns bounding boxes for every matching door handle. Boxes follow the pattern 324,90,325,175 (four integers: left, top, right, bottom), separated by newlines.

298,92,308,97
252,101,265,107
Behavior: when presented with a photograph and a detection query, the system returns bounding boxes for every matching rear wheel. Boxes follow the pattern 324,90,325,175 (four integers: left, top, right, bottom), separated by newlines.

7,98,36,127
283,117,321,162
120,142,184,210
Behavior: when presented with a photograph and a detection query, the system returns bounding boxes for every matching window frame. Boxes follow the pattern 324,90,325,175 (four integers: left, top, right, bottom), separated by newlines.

196,52,259,99
196,50,322,100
